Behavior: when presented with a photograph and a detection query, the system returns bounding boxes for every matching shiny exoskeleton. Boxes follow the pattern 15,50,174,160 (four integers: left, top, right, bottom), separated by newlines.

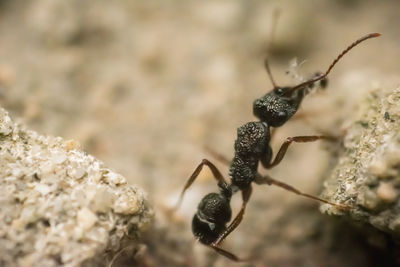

175,33,381,262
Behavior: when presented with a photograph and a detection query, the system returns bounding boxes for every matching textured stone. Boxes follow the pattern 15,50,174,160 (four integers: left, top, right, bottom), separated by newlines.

321,87,400,237
0,106,153,267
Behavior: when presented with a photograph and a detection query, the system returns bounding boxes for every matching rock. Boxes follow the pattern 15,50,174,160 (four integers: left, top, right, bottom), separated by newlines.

320,86,400,237
0,106,153,267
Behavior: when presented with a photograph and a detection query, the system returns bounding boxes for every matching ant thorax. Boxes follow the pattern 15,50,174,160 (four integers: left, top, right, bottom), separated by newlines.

234,122,270,156
229,122,271,189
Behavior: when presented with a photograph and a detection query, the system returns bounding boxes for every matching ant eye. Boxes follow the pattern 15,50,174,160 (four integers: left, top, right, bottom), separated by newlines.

274,87,286,95
277,111,287,120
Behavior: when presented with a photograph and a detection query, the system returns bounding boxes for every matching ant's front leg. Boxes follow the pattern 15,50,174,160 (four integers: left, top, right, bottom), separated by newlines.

209,186,253,262
172,159,228,212
261,135,338,169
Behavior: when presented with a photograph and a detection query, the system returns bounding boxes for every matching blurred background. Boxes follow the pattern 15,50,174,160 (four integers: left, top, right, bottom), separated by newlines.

0,0,399,266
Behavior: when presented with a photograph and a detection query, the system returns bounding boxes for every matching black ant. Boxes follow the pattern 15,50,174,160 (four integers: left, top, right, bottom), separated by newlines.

173,33,381,262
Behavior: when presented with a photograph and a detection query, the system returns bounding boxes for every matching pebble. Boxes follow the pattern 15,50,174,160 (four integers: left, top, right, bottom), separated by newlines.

377,182,398,203
0,106,152,266
77,207,98,231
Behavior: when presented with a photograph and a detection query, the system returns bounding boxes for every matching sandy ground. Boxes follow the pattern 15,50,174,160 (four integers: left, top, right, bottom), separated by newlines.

0,0,399,266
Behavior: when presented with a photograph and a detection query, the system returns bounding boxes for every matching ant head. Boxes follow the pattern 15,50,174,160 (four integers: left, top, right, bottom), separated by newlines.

253,88,301,127
235,122,270,155
192,193,232,244
257,59,307,126
255,33,381,127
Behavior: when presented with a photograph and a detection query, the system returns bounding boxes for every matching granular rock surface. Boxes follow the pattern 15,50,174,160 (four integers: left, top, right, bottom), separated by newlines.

321,87,400,236
0,107,153,267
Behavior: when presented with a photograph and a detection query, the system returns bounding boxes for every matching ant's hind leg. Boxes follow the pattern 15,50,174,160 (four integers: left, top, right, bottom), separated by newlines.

209,245,248,262
172,159,228,212
208,186,253,262
254,173,350,210
263,135,338,169
213,186,252,246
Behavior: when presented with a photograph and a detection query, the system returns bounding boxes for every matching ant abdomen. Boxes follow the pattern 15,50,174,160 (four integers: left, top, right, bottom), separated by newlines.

192,192,232,244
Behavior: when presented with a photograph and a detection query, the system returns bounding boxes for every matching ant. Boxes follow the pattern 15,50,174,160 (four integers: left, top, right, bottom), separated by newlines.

173,32,381,262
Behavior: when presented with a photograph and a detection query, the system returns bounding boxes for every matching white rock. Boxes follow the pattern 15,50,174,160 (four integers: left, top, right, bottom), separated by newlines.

77,207,98,231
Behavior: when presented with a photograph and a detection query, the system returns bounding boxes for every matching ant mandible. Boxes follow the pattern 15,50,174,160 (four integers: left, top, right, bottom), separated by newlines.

173,32,381,262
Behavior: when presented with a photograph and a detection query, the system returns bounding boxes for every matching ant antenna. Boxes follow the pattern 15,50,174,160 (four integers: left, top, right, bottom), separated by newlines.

286,32,381,95
264,59,277,88
268,8,281,54
264,8,281,89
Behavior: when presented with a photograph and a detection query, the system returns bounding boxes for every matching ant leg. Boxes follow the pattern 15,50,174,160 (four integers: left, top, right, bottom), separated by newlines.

207,186,253,262
254,173,350,210
264,8,281,89
263,135,337,169
209,245,247,262
204,145,231,166
172,159,228,211
213,186,252,246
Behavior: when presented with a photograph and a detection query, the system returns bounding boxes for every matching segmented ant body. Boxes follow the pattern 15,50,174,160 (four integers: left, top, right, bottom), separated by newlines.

174,33,381,262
